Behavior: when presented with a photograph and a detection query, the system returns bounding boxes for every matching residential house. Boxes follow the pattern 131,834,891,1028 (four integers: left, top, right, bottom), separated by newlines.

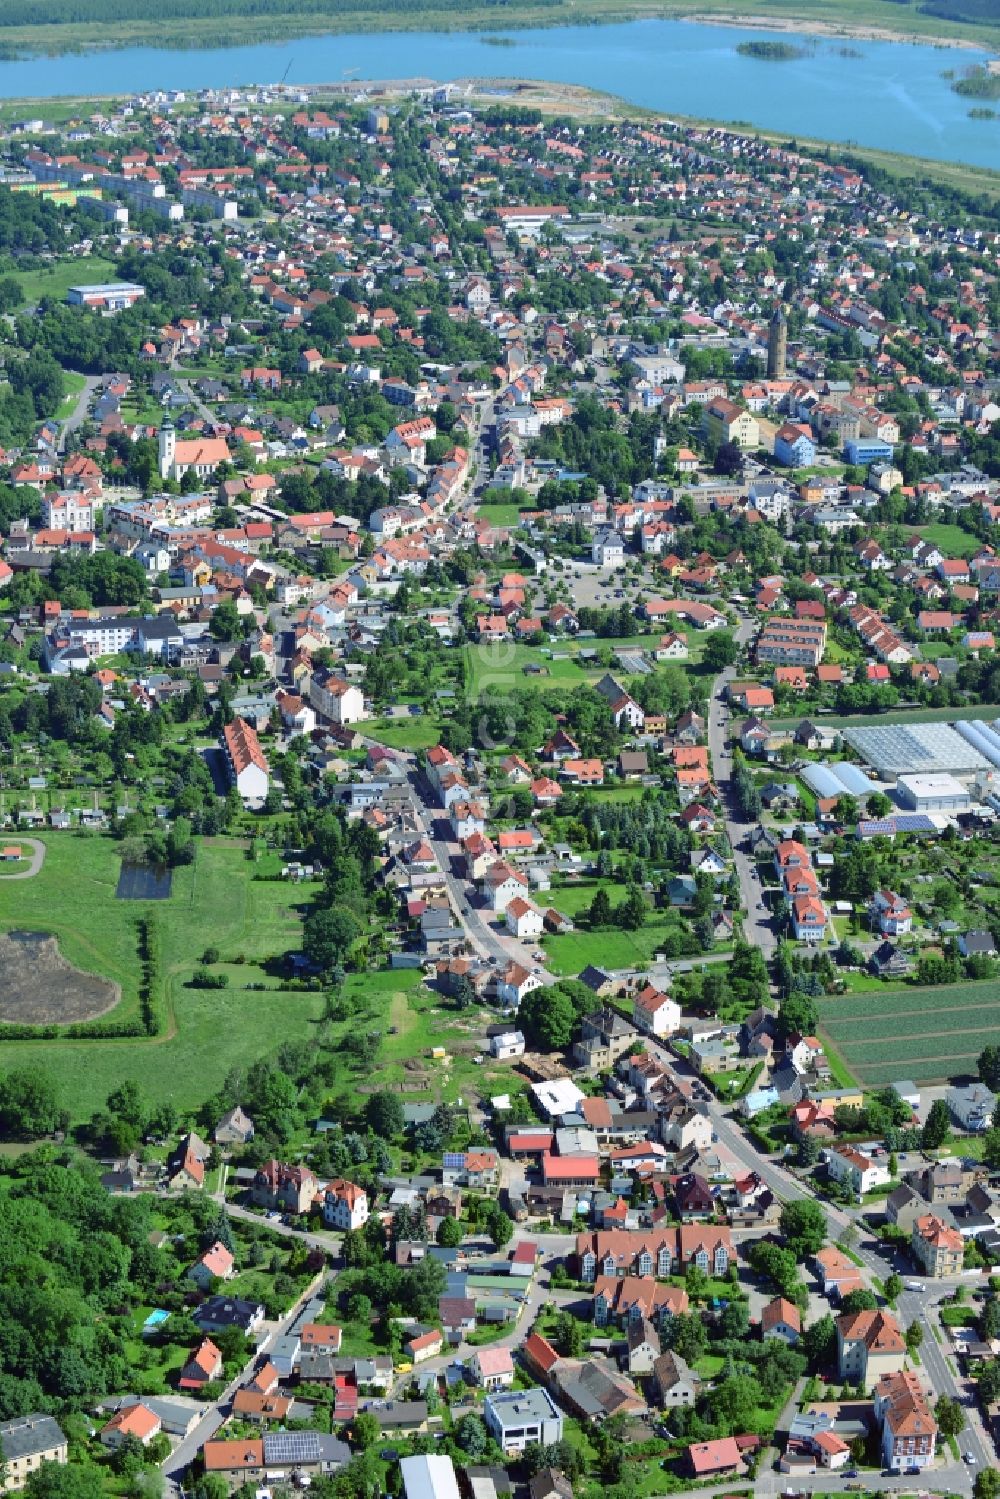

836,1309,906,1390
323,1179,368,1231
911,1213,964,1279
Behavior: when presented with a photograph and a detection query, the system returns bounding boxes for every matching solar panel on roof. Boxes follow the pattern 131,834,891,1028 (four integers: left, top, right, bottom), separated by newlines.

264,1433,321,1465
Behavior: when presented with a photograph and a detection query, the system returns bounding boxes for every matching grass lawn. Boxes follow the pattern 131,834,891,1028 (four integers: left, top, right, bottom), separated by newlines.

55,369,87,418
365,716,441,751
542,914,692,976
324,968,526,1107
11,254,117,308
475,500,528,526
0,835,325,1119
913,522,980,559
463,642,596,697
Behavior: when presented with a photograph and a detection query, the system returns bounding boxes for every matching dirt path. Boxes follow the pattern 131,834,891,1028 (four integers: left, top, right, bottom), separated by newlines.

0,837,46,880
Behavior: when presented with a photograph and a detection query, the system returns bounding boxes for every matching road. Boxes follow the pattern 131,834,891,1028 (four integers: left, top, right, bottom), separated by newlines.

899,1285,993,1474
162,1268,327,1491
404,764,552,977
176,377,217,425
212,1168,342,1254
707,614,777,958
57,372,102,452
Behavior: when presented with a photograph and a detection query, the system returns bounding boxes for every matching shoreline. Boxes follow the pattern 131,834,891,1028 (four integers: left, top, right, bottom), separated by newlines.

683,11,995,56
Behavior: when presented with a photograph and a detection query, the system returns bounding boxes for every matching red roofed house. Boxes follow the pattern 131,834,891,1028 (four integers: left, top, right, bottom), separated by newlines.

221,716,269,801
541,1153,600,1187
323,1178,369,1231
406,1328,444,1363
101,1405,162,1449
188,1240,235,1288
688,1436,743,1478
179,1338,223,1389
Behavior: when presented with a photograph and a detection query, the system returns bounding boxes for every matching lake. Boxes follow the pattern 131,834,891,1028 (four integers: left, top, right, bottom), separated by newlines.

0,18,997,169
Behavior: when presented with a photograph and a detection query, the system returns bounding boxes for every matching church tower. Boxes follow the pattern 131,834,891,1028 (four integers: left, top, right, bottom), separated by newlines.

767,305,788,380
158,418,176,481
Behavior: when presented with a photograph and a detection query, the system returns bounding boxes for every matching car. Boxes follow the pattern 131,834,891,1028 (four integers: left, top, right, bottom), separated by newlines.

905,1466,921,1475
905,1280,924,1292
842,1471,858,1480
964,1453,977,1465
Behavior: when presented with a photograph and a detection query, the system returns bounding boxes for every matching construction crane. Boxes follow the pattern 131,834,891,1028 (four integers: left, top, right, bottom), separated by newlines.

273,58,294,92
342,67,361,79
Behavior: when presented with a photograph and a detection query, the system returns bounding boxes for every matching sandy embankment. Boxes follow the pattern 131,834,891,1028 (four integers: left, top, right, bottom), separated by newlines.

685,11,993,54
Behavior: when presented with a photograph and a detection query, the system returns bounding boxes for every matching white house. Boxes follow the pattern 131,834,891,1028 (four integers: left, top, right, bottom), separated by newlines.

471,1346,515,1390
490,1030,525,1060
505,896,544,939
592,529,625,568
869,889,913,937
497,961,543,1008
483,861,529,912
221,717,269,802
632,984,681,1039
825,1146,890,1198
322,1178,369,1231
308,671,366,725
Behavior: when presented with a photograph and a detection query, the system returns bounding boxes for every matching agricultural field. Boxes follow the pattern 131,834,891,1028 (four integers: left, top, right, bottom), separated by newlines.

0,834,326,1119
819,980,1000,1085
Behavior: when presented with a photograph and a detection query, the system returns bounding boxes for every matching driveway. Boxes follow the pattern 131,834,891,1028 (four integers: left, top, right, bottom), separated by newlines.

0,837,46,879
57,372,102,452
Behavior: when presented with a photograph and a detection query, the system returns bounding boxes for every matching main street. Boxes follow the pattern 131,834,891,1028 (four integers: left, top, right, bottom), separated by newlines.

707,612,777,958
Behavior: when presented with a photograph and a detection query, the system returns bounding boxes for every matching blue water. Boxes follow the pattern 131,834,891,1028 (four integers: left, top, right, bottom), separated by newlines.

1,19,997,169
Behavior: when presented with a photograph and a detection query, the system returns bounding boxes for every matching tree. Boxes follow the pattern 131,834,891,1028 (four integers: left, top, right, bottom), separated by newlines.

802,1313,836,1372
454,1414,491,1460
974,1472,1000,1499
884,1272,903,1305
303,907,361,973
839,1289,878,1314
0,1068,67,1138
778,990,818,1039
24,1470,104,1499
436,1216,463,1248
111,1435,146,1477
905,1320,923,1352
935,1394,965,1440
922,1098,951,1150
779,1200,827,1258
486,1207,514,1249
714,440,744,477
977,1127,1000,1175
981,1044,1000,1092
346,1293,372,1324
702,630,739,673
518,985,575,1050
589,887,613,928
364,1091,404,1140
351,1412,380,1451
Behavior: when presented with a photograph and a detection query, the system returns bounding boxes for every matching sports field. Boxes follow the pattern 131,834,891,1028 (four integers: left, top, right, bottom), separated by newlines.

819,981,1000,1086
